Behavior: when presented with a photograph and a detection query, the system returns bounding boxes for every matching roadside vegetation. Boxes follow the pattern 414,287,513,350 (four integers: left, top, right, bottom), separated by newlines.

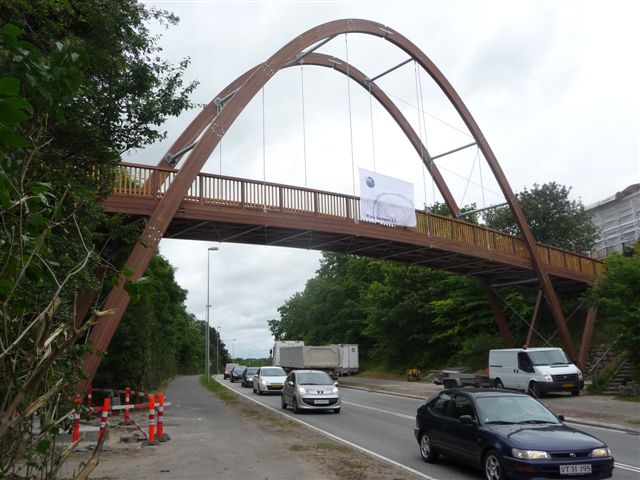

0,1,198,477
268,184,632,376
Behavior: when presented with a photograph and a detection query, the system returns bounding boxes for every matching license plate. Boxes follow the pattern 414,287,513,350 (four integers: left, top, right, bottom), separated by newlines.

271,384,282,389
560,464,592,475
315,399,329,405
563,383,575,388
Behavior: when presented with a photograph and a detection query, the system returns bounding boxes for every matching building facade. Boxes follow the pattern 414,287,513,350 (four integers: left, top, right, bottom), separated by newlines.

585,183,640,258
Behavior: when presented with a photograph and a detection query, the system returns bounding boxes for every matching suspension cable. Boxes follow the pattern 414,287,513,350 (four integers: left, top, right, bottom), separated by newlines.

368,83,376,172
460,149,478,206
415,61,433,210
219,138,222,175
262,86,266,210
413,62,428,210
345,34,356,197
300,66,308,187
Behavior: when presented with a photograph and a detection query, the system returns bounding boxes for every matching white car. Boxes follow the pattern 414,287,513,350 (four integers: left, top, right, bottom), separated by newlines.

253,366,287,395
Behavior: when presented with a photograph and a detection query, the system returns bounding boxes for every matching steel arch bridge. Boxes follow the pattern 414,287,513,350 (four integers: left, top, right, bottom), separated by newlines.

78,19,602,388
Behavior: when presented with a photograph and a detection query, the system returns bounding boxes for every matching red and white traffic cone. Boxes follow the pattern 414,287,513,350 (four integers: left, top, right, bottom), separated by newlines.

121,386,133,426
142,394,159,446
72,396,81,443
157,392,170,442
97,397,110,443
86,385,92,417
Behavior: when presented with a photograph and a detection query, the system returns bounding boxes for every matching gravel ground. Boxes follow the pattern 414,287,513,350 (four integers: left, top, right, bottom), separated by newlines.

57,375,420,480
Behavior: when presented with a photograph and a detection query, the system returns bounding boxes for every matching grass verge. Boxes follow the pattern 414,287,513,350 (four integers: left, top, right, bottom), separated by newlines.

199,374,237,403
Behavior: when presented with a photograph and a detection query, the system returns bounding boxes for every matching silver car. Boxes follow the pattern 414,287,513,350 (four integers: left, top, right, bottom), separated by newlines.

253,366,287,395
281,370,340,414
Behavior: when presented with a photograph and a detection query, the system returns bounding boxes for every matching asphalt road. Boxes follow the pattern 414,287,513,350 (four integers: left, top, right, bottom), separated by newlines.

221,376,640,480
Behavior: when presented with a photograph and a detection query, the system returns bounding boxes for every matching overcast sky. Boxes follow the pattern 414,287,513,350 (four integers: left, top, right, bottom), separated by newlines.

132,0,639,360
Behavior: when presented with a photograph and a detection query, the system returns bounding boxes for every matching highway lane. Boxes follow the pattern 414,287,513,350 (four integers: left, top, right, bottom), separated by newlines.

220,377,640,479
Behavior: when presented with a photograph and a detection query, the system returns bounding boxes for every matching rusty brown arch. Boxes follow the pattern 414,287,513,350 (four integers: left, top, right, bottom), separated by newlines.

80,18,579,389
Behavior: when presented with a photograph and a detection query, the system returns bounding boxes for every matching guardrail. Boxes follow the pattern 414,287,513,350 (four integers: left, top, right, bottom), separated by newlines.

110,163,603,280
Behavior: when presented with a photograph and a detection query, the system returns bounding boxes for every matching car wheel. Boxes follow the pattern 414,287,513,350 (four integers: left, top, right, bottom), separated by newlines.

292,397,299,414
571,390,580,396
258,388,263,396
333,408,340,414
419,432,439,463
494,379,504,389
484,449,505,480
528,381,541,398
281,395,287,409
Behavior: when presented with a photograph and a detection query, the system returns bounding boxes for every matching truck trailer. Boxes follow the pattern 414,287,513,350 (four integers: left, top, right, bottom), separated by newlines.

339,344,359,374
276,344,341,377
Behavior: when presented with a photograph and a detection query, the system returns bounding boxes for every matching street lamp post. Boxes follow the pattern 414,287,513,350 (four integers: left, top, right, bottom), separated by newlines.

206,246,219,380
216,325,221,374
232,338,236,361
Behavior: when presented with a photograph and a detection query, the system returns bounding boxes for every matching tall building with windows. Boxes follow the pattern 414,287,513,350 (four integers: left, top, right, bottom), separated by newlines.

585,184,640,258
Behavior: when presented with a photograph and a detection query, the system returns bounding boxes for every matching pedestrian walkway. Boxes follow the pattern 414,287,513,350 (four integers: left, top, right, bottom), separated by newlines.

337,374,640,433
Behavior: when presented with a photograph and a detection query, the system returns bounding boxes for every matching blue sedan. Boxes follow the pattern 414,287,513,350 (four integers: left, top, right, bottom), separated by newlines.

414,388,614,480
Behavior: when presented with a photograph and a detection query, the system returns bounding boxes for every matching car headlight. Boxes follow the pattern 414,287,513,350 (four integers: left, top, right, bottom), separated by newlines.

260,378,268,385
592,447,611,457
577,370,583,380
511,448,551,460
297,387,307,395
543,372,553,382
332,387,339,394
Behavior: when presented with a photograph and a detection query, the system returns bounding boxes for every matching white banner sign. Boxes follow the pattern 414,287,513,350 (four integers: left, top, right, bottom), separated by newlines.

359,168,416,227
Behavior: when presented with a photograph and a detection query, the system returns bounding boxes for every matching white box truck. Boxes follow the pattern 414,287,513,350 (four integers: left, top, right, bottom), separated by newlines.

277,344,341,377
271,341,304,366
339,344,359,374
489,347,584,397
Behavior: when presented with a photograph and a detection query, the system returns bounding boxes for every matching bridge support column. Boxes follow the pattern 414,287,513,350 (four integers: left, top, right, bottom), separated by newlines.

577,307,598,372
78,234,158,393
525,288,544,347
483,282,516,348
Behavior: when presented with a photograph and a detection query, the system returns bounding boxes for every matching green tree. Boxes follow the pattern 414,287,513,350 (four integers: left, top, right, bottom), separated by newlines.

95,255,205,389
0,1,196,475
483,182,597,253
585,243,640,364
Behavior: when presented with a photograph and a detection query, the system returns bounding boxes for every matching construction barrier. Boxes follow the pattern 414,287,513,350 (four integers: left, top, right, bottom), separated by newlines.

121,386,133,425
97,397,110,442
142,394,159,446
86,385,92,411
157,392,170,442
72,396,81,443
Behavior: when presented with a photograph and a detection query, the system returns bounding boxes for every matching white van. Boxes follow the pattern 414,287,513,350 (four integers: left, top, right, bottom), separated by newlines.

488,347,584,397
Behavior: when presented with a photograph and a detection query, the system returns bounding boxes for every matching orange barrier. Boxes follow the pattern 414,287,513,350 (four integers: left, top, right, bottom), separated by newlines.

157,392,170,442
72,396,81,443
87,385,92,410
142,394,159,446
122,386,133,425
97,397,110,442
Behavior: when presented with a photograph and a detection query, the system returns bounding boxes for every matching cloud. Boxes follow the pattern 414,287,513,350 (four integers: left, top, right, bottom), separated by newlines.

127,0,640,359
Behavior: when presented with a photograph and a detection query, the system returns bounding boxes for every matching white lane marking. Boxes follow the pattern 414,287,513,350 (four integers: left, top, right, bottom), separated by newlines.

217,379,438,480
565,421,640,435
342,400,415,420
615,462,640,473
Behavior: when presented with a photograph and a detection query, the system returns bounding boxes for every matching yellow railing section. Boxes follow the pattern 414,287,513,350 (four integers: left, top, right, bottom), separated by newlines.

113,163,604,279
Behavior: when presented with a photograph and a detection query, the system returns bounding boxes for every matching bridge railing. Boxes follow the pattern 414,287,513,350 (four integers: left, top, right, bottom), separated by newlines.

113,163,603,279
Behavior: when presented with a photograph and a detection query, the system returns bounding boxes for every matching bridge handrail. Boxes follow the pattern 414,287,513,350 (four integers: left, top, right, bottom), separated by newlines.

111,162,603,279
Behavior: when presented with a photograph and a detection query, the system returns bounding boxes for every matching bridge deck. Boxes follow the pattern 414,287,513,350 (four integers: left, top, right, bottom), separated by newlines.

104,163,603,292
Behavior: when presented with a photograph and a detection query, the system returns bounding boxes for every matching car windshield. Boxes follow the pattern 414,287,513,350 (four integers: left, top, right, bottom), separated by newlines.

260,367,285,376
234,367,246,373
528,350,569,366
246,368,258,375
297,372,333,385
476,395,560,425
